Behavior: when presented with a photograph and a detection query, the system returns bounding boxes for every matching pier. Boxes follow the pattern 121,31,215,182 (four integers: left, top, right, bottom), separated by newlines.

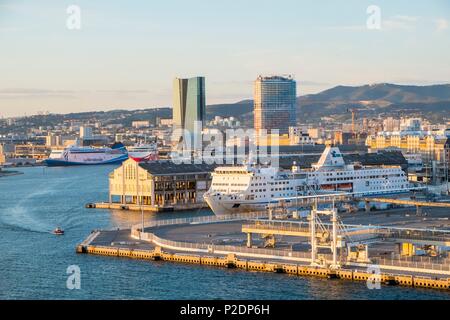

77,208,450,291
358,197,450,215
86,201,208,212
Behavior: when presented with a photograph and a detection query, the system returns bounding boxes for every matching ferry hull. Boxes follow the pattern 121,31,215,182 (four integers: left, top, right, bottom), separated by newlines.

129,153,158,162
204,194,272,216
44,155,128,167
205,190,411,216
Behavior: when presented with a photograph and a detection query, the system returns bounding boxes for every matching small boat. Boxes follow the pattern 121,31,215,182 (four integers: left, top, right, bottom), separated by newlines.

53,227,65,235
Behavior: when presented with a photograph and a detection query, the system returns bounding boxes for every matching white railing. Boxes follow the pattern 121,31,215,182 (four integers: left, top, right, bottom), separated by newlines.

81,230,101,246
131,211,269,233
372,257,450,272
144,230,450,270
149,232,314,260
242,222,310,233
388,254,450,264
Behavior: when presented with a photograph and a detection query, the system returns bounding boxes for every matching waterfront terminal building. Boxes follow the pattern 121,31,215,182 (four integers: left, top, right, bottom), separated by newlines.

108,159,216,211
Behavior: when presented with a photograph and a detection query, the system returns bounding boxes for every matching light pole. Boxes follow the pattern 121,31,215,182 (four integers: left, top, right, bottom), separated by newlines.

140,179,146,239
136,159,145,239
444,147,449,195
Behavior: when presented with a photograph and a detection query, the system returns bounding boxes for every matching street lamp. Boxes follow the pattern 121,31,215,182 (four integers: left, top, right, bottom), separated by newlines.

136,159,146,239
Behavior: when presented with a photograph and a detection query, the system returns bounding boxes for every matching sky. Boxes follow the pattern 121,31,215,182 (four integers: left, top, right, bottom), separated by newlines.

0,0,449,117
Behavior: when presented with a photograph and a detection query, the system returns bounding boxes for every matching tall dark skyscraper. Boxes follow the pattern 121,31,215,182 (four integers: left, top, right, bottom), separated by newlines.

173,77,206,134
254,75,297,134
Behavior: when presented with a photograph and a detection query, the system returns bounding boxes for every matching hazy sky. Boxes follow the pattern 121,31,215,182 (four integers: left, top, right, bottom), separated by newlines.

1,0,449,117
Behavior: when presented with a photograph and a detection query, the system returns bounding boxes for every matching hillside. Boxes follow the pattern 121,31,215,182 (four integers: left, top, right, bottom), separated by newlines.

206,83,450,124
206,100,253,119
300,83,450,104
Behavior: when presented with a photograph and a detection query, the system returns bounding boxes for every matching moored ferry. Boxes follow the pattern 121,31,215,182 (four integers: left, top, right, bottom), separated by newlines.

128,143,158,162
45,143,128,166
204,145,411,215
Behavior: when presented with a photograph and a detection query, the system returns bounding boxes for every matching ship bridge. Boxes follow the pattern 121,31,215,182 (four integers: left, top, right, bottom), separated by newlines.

312,146,345,170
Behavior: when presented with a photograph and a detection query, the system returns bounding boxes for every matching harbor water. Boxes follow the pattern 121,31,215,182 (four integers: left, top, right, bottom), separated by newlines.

0,166,449,300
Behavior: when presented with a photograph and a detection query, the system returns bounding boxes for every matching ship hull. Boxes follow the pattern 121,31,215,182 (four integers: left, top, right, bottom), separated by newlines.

44,154,128,167
129,152,158,162
205,190,410,216
204,195,270,216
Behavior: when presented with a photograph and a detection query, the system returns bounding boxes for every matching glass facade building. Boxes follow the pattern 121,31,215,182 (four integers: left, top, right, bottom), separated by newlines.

173,76,206,133
254,75,297,134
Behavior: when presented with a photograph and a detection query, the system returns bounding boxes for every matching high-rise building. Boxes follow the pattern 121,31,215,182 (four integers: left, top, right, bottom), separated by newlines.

383,117,401,132
46,134,62,147
254,75,297,134
173,77,206,134
0,144,6,165
79,126,93,139
132,120,151,129
400,118,422,132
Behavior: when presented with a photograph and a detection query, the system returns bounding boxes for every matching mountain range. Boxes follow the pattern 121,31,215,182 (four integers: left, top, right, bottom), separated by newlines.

207,83,450,124
300,83,450,104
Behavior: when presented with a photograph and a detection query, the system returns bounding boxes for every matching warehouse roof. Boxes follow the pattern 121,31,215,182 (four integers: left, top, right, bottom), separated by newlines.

139,161,217,175
344,151,407,166
225,144,368,155
137,150,406,175
278,151,407,170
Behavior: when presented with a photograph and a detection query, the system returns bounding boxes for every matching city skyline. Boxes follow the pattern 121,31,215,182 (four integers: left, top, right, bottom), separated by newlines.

1,1,450,306
1,0,449,117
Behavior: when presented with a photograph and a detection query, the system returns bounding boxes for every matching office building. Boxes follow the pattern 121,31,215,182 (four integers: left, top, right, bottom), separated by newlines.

383,117,401,132
400,118,422,132
79,126,93,139
132,121,151,129
46,134,62,147
173,76,206,134
14,144,50,160
289,127,315,145
0,145,6,165
366,132,449,163
254,75,297,134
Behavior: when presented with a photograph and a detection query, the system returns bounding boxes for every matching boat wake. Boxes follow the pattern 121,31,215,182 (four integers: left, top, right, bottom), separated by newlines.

0,223,50,234
1,204,54,234
0,182,66,234
0,170,96,234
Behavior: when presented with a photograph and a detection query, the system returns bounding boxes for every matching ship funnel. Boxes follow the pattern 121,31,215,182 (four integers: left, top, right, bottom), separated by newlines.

292,161,299,173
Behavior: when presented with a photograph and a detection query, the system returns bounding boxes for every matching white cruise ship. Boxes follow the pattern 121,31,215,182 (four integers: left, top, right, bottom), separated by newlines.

204,145,410,215
45,143,128,166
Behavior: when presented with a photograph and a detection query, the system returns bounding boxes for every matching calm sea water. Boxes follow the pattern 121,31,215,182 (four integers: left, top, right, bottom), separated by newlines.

0,166,449,300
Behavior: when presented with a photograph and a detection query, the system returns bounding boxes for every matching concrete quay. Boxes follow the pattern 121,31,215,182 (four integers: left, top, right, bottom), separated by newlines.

77,208,450,291
86,202,208,212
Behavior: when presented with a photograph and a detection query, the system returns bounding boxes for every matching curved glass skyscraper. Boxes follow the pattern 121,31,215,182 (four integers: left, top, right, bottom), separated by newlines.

254,75,297,134
173,76,206,133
